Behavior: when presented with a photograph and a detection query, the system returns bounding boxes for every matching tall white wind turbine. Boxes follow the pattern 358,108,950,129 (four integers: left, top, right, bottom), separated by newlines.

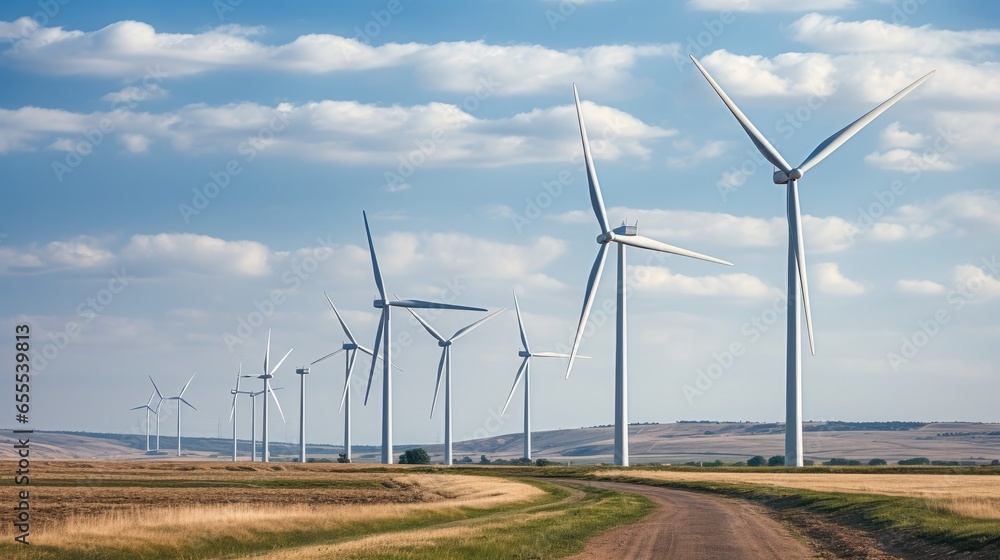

149,375,164,451
406,305,506,465
311,293,393,463
129,390,158,453
229,362,254,462
566,84,733,467
163,373,196,457
502,290,586,461
361,211,487,464
254,329,291,463
689,55,933,467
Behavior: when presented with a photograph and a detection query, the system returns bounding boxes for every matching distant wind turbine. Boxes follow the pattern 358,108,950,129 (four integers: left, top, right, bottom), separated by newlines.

129,390,158,453
361,211,486,464
311,292,395,463
566,84,732,466
148,375,164,451
253,329,290,463
502,290,587,461
689,55,933,467
156,373,196,457
228,362,253,462
406,304,506,465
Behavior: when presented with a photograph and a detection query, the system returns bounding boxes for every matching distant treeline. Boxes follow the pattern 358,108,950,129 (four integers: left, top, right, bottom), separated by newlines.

803,421,927,432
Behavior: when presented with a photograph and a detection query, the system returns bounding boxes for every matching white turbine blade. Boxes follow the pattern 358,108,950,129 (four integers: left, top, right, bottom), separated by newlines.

145,391,155,407
567,244,609,379
403,305,446,343
450,307,506,343
179,397,196,411
429,349,448,418
512,290,530,354
324,292,358,344
501,357,529,417
359,345,402,372
616,235,732,266
264,329,272,375
129,404,145,411
391,299,487,312
573,83,611,235
533,352,589,359
235,362,242,392
312,348,346,365
798,70,934,174
269,348,293,376
268,382,286,422
179,373,196,398
689,55,792,174
789,182,816,355
365,310,385,406
229,393,237,423
339,349,359,413
363,211,387,300
148,375,163,400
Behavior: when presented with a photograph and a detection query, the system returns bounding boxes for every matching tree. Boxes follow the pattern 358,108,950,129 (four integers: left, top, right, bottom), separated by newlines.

458,456,473,464
510,457,532,466
992,459,1000,466
868,458,887,466
398,448,430,464
748,455,767,467
898,457,930,466
535,458,555,467
479,454,491,464
767,455,785,467
825,458,861,466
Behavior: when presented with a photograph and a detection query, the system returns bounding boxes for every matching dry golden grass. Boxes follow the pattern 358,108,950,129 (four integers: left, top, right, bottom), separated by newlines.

595,469,1000,519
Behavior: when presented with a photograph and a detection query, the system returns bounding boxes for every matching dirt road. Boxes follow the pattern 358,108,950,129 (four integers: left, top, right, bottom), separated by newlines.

563,480,821,559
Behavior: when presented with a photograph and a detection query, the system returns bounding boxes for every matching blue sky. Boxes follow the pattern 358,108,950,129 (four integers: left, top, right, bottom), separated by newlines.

2,0,998,450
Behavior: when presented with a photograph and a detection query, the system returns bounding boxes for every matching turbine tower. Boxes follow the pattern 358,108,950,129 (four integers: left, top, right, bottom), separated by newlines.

566,84,732,467
406,305,506,465
689,55,933,467
295,367,310,462
228,362,253,462
311,293,391,463
129,390,158,453
361,211,486,464
156,373,196,457
254,329,291,463
502,290,586,461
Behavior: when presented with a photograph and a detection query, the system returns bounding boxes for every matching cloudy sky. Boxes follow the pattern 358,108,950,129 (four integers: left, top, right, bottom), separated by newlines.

3,0,998,450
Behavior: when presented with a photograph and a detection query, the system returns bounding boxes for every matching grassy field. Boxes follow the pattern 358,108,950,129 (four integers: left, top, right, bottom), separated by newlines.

0,461,652,560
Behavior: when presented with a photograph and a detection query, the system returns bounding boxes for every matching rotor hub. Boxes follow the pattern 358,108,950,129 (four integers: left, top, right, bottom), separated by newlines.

518,350,530,358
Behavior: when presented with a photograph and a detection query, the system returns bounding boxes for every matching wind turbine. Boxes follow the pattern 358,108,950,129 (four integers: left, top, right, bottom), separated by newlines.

129,390,158,453
406,304,506,465
502,290,587,461
361,211,487,464
228,362,253,462
148,375,164,451
566,84,733,467
311,292,393,463
254,329,291,463
689,55,933,467
160,373,196,457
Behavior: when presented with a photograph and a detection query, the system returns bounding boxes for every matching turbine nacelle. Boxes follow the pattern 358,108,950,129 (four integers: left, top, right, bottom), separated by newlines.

517,350,531,358
437,340,452,348
773,168,803,185
373,299,386,308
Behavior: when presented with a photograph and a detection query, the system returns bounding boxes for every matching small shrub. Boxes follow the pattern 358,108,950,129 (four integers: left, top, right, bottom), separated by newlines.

458,456,473,464
398,448,430,464
510,457,532,466
747,455,767,467
535,458,555,467
825,458,862,466
337,453,351,464
767,455,785,467
479,455,491,464
868,458,887,466
898,457,931,466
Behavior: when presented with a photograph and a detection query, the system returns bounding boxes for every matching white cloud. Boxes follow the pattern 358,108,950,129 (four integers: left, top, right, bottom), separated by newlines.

879,122,926,149
953,264,1000,299
102,83,168,104
698,50,837,98
0,236,116,273
630,265,776,298
896,279,946,295
789,13,1000,55
666,139,727,168
121,133,150,153
814,262,865,295
864,148,957,172
121,234,272,277
0,19,672,95
687,0,855,12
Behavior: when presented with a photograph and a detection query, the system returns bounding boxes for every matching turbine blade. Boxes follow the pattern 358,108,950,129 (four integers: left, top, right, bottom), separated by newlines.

573,83,611,235
391,299,487,312
798,70,934,174
615,235,732,266
129,405,145,411
269,348,293,376
403,305,446,343
689,55,792,173
179,373,196,397
179,397,196,411
268,382,285,422
566,244,609,379
324,292,358,344
532,352,590,359
365,309,385,406
789,181,816,355
229,395,236,423
363,211,387,300
145,391,155,407
339,349,359,413
513,290,530,354
429,349,447,418
450,307,506,343
264,329,271,375
311,348,346,365
501,357,529,417
148,375,163,400
359,345,401,371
